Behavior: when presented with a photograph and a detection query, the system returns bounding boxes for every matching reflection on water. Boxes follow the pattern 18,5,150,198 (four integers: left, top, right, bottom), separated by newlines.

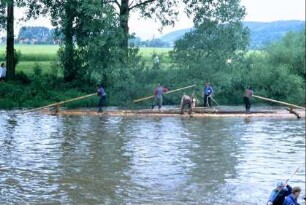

0,111,305,204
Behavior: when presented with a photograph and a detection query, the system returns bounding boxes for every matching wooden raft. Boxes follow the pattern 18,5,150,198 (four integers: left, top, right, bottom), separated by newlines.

40,108,305,118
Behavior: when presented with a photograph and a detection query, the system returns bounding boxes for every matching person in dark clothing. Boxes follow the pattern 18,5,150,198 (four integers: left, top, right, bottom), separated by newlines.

97,84,107,112
203,82,213,107
267,181,292,205
243,86,253,113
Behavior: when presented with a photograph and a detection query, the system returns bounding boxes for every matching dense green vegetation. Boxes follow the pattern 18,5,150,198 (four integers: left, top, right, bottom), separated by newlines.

0,30,305,109
0,0,304,109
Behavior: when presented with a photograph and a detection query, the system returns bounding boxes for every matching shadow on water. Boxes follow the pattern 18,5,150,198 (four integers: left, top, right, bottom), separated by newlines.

0,111,305,204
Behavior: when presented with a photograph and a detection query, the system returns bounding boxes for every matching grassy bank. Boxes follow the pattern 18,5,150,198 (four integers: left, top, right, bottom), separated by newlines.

0,45,174,109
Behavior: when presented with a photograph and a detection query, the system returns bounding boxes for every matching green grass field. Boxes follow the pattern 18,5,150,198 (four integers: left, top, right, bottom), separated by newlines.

0,44,172,74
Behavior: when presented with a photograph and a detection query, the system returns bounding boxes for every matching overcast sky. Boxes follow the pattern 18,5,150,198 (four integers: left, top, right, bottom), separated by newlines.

3,0,306,39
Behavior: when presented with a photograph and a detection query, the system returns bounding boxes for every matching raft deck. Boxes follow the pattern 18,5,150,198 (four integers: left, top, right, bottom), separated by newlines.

42,107,305,118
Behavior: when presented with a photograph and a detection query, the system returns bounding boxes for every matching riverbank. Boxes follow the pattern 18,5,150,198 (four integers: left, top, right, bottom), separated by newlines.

0,80,96,109
1,78,305,112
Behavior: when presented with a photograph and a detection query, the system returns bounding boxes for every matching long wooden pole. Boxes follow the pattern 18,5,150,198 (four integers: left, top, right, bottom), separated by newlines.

253,95,305,110
210,96,220,106
272,165,301,202
133,84,196,103
23,93,96,114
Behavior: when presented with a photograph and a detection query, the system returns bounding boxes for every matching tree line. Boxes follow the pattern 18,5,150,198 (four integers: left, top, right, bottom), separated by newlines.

0,0,304,108
15,27,171,47
0,0,246,82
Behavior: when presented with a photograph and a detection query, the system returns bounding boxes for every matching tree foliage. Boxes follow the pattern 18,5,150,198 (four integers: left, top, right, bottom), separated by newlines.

265,30,305,79
170,0,249,104
18,26,54,44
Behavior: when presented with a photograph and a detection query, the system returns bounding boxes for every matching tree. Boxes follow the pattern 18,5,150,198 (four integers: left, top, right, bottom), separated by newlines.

26,0,103,82
169,0,249,104
25,0,123,82
5,0,14,79
103,0,181,63
265,30,305,79
18,26,52,44
171,0,249,79
0,0,33,79
0,0,15,79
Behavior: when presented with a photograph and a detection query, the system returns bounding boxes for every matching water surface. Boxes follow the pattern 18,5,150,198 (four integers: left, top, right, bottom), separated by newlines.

0,110,305,204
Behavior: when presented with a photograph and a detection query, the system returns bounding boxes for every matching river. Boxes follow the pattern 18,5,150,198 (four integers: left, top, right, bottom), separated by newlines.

0,110,305,204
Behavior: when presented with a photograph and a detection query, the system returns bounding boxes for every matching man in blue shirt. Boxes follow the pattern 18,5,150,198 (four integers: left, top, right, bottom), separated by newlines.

97,84,107,112
283,187,301,205
267,181,292,205
203,82,213,107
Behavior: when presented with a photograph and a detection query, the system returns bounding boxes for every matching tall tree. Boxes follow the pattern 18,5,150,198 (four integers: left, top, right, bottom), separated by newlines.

26,0,120,82
0,0,31,79
6,0,14,79
104,0,180,63
0,0,16,79
171,0,249,102
26,0,90,82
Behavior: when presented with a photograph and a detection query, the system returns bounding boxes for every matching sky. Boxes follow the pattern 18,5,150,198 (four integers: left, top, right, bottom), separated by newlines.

2,0,306,40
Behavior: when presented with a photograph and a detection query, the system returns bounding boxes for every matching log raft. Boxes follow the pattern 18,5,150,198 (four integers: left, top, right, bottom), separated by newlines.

41,107,305,118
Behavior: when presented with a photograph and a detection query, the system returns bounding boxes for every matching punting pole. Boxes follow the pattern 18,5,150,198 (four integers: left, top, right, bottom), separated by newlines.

22,93,96,114
252,95,305,110
133,84,196,103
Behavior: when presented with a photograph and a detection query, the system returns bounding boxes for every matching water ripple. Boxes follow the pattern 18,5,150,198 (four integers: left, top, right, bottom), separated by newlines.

0,111,305,204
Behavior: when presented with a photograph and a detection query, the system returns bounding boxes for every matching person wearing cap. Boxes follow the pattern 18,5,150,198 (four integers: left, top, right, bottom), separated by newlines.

203,82,213,107
283,187,301,205
267,181,292,205
152,83,169,109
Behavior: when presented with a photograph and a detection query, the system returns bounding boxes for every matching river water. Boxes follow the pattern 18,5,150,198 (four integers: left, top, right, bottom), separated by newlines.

0,110,305,204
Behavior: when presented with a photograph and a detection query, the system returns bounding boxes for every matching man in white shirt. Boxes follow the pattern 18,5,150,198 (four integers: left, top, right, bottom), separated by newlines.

0,63,6,80
0,63,3,79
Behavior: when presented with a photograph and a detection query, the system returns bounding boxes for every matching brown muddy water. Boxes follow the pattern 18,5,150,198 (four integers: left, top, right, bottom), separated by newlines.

0,110,305,204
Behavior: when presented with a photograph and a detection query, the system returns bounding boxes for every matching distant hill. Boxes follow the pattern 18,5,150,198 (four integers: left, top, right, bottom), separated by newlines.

158,28,194,44
158,20,305,49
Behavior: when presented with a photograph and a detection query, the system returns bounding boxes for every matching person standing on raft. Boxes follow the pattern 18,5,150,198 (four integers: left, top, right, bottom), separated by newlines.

203,82,213,107
243,86,253,113
267,181,292,205
152,83,168,109
97,84,107,112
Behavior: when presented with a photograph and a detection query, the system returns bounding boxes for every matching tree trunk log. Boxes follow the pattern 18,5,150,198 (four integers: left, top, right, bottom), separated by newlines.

6,2,14,79
62,3,76,82
119,0,129,65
